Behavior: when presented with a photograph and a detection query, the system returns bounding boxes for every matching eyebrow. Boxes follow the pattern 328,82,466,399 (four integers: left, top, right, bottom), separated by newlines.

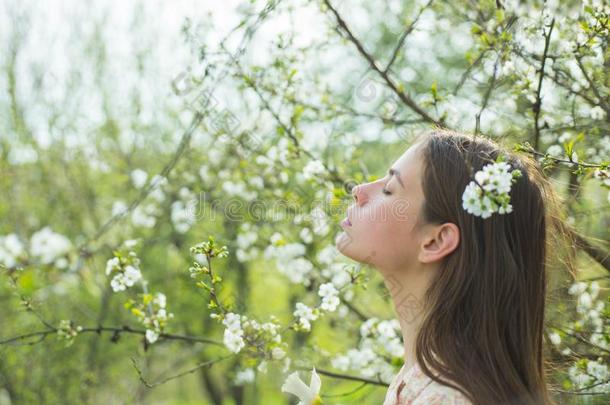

388,168,404,188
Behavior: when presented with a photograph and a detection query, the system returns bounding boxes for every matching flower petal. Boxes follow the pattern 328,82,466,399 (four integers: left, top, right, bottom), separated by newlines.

282,372,311,401
310,367,321,395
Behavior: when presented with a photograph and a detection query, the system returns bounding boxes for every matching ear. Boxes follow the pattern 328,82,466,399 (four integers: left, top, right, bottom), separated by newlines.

418,222,460,264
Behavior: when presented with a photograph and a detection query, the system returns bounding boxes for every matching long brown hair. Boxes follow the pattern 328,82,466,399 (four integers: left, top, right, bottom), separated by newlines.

413,128,566,405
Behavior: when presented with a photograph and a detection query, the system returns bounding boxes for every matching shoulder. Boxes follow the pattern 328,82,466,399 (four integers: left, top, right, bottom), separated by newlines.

393,361,473,405
412,379,473,405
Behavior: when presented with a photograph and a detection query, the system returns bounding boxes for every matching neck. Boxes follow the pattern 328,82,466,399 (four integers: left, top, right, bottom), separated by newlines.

380,265,432,372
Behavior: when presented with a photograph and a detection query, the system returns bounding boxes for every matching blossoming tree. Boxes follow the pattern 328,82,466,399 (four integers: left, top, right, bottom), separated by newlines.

1,0,609,403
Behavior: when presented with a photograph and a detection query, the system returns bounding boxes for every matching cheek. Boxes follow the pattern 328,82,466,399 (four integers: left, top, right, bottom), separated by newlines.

358,203,417,252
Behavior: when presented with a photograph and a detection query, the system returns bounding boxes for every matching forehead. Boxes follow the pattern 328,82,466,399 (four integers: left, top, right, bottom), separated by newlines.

391,142,425,183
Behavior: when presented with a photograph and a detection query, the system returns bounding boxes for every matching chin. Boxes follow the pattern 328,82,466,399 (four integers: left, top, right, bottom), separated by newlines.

335,232,378,265
335,231,353,254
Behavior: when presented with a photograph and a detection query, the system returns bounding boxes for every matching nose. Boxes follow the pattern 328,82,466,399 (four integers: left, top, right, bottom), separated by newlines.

352,184,366,205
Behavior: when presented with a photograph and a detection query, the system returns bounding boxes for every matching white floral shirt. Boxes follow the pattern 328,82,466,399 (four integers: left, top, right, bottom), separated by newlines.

383,361,473,405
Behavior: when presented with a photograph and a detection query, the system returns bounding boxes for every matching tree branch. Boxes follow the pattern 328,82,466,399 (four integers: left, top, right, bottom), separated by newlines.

131,355,232,388
296,366,388,387
0,325,224,347
532,17,555,151
322,0,444,128
384,0,434,74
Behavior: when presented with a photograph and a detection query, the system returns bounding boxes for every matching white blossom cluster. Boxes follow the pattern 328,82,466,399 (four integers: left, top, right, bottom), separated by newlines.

264,235,314,286
171,187,197,234
105,242,144,292
302,159,326,180
234,368,255,385
57,319,83,346
309,206,330,236
106,256,142,292
30,227,72,269
592,167,610,204
559,280,610,391
125,291,173,344
462,162,521,219
131,168,148,188
293,302,319,331
142,292,172,344
331,318,404,384
235,222,259,263
321,262,352,293
318,283,340,312
222,180,257,201
0,233,25,268
222,312,246,353
567,281,608,351
129,172,168,228
568,359,610,393
219,312,284,355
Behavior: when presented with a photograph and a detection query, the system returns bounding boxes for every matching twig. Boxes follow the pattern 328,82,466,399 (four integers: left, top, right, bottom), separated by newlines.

384,0,434,74
131,355,232,388
0,325,224,347
551,377,610,395
475,53,502,135
553,326,610,355
295,366,388,387
532,16,554,150
76,111,205,254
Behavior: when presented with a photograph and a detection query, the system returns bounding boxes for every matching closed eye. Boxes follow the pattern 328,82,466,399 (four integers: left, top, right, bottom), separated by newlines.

382,188,392,196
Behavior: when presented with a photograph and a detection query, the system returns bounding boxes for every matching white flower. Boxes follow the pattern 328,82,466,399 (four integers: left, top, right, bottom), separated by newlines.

109,265,142,292
171,200,196,234
132,204,157,228
461,162,520,219
199,164,212,183
222,180,257,201
112,200,128,216
318,283,340,312
302,160,326,180
123,266,142,286
294,303,318,331
590,106,606,120
568,281,587,296
272,347,287,360
546,144,563,157
110,274,126,292
145,329,159,344
0,234,24,268
281,368,322,405
234,368,255,385
248,176,265,189
131,169,148,188
299,227,313,244
310,207,329,236
30,227,72,267
154,292,167,308
270,232,284,245
222,313,245,353
105,257,120,276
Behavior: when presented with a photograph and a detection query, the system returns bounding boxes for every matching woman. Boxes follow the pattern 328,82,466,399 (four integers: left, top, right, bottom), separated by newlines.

336,129,565,405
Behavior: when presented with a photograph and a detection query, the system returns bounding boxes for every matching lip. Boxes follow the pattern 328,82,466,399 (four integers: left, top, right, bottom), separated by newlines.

342,207,354,227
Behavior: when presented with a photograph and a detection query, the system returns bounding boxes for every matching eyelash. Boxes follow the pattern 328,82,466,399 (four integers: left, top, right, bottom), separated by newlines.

382,188,392,196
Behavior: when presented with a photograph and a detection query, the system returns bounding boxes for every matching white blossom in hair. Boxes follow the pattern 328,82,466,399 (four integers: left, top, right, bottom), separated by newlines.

462,160,522,219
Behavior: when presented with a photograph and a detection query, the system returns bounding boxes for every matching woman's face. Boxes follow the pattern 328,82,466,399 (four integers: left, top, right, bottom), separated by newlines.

336,142,428,273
